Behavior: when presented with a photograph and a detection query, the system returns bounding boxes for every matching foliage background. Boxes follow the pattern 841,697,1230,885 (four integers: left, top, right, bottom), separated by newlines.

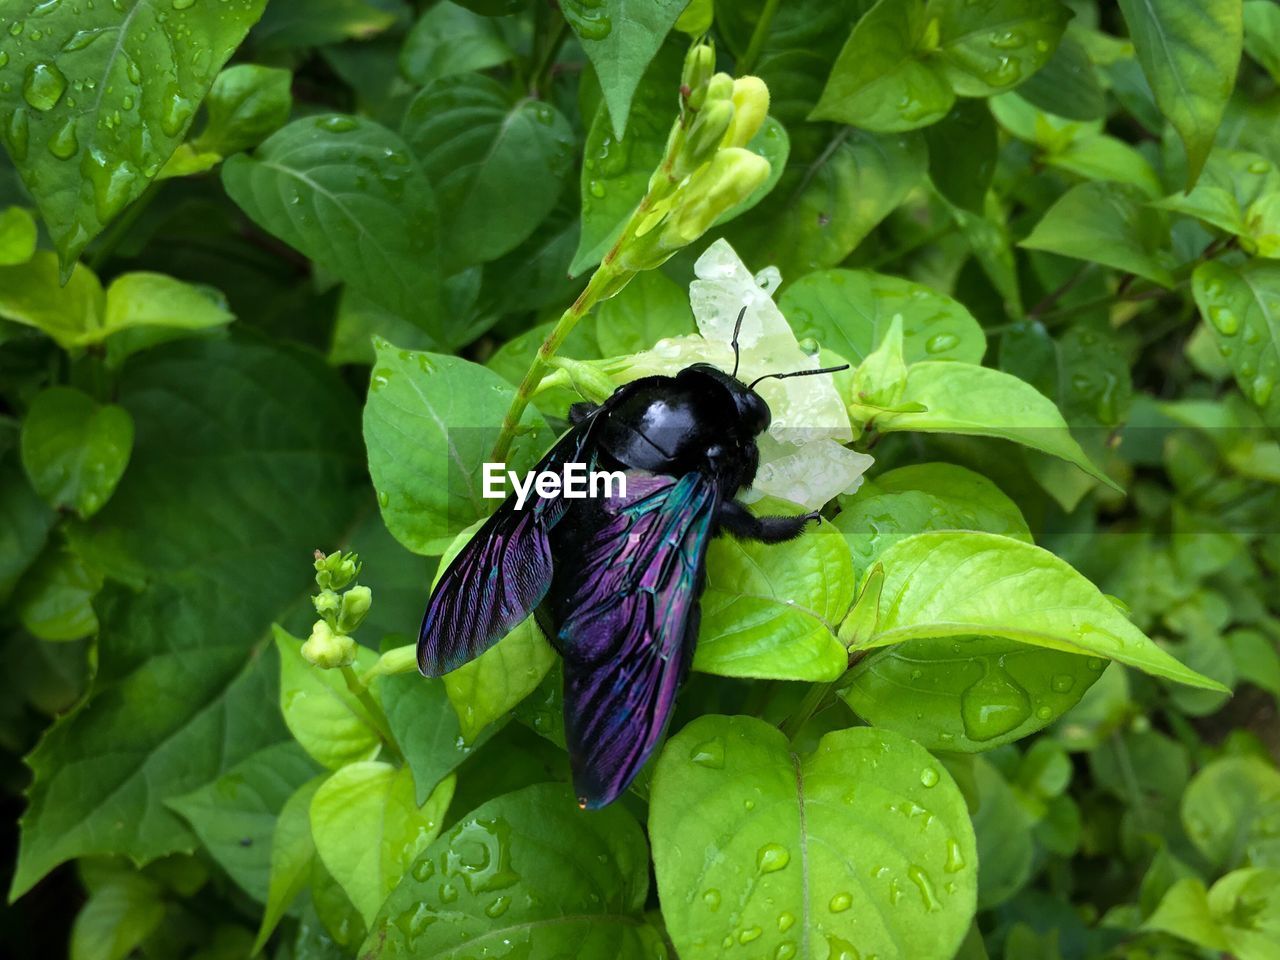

1,0,1279,958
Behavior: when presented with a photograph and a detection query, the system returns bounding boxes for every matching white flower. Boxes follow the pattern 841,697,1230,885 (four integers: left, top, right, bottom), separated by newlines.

610,239,873,509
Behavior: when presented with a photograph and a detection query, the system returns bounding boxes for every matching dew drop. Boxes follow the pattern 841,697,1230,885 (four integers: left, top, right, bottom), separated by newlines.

739,925,762,944
1252,374,1274,406
160,88,194,136
1209,305,1240,335
1035,705,1053,721
689,737,724,768
173,0,195,7
484,895,510,918
945,838,966,873
1051,673,1075,693
959,660,1031,741
826,936,861,960
756,843,790,874
5,107,30,161
1249,159,1271,174
22,61,66,111
702,888,720,911
47,116,77,158
411,859,435,882
829,892,853,913
907,865,940,911
777,911,795,932
775,943,797,960
919,767,939,788
925,332,958,354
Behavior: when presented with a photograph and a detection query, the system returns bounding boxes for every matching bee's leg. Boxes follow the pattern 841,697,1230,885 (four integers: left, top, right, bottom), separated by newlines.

568,402,600,424
716,500,819,544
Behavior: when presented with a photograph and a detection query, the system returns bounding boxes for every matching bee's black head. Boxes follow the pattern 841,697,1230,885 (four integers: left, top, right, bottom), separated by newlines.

680,363,772,435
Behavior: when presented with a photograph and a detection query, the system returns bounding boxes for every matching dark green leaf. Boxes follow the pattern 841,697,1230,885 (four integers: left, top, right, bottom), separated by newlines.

400,2,513,85
20,386,133,518
929,0,1070,96
924,99,997,212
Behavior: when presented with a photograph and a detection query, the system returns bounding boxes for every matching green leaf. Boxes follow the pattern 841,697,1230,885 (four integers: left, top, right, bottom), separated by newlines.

251,0,406,49
843,636,1102,752
833,463,1031,570
0,457,56,602
166,741,319,903
1245,0,1280,81
1182,756,1280,872
380,669,490,806
363,339,551,555
70,873,166,960
20,386,133,518
222,115,442,332
1155,150,1280,241
923,99,997,213
733,129,927,279
1021,181,1175,287
310,762,455,925
399,1,513,85
650,716,978,960
693,515,853,681
0,252,105,349
592,268,695,356
780,268,986,366
16,538,102,641
10,338,365,899
276,626,382,771
811,0,954,132
1016,31,1106,121
445,621,555,744
401,74,575,271
562,0,690,138
0,205,37,265
855,362,1114,487
929,0,1071,96
253,776,324,954
863,531,1230,691
1192,259,1280,421
1117,0,1243,185
968,757,1035,908
0,0,267,269
193,64,293,156
363,782,658,959
101,272,235,366
1205,868,1280,960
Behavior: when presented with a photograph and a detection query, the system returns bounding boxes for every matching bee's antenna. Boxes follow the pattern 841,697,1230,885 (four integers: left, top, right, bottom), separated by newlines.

747,363,850,390
730,306,747,379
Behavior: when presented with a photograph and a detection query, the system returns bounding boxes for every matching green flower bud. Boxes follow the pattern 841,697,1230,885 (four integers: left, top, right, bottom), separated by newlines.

681,43,715,108
722,76,769,149
674,99,734,178
314,550,360,591
338,584,373,633
662,148,770,245
301,619,357,669
313,589,341,619
704,73,734,104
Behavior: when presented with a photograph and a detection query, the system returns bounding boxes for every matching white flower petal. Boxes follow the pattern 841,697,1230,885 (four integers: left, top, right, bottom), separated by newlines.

746,436,875,510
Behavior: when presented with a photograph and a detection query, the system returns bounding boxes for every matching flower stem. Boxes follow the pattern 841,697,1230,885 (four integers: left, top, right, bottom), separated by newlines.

738,0,781,74
341,664,404,764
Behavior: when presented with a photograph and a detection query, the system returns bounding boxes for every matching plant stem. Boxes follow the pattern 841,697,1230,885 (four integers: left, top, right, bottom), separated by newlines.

529,11,570,97
779,679,836,742
341,664,404,764
87,180,161,272
738,0,781,74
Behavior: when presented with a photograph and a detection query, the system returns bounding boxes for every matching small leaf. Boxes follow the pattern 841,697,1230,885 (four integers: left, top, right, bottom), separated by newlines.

21,386,133,518
70,873,166,960
694,515,853,681
969,757,1035,908
1192,259,1280,422
0,206,37,265
166,741,319,903
0,0,268,268
401,74,575,271
363,782,658,959
101,272,235,366
310,762,455,925
222,115,442,333
381,669,491,805
0,252,105,349
1021,181,1175,286
445,621,555,744
1181,756,1280,871
276,625,383,770
811,0,954,131
16,539,102,641
253,776,324,954
194,64,293,156
865,531,1229,691
930,0,1071,97
650,717,978,960
1117,0,1243,185
562,0,690,138
1016,32,1106,121
857,362,1114,487
400,1,513,85
362,340,551,555
781,268,986,365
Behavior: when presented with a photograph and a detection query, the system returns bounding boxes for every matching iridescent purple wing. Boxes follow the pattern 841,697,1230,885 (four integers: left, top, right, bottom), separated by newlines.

545,470,720,807
417,417,599,676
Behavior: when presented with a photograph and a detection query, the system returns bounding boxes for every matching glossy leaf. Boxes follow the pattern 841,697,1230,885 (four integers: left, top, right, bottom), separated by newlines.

562,0,690,138
650,716,978,960
362,339,551,554
781,268,986,365
863,531,1229,691
694,517,853,681
0,0,267,268
1021,181,1175,286
194,64,293,156
1181,756,1280,871
400,2,513,85
380,670,490,805
1192,259,1280,422
401,74,575,270
222,115,442,333
930,0,1071,97
100,272,235,366
1016,32,1106,121
253,776,324,953
855,361,1114,487
310,762,455,925
363,782,658,959
924,99,998,212
167,740,319,902
1117,0,1242,184
20,386,133,518
0,252,105,348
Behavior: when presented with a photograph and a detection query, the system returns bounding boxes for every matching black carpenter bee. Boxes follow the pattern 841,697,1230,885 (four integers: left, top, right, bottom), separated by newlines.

418,308,847,807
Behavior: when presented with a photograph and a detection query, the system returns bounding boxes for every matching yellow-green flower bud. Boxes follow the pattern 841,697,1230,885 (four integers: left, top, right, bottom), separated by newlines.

313,589,341,619
704,73,734,104
314,550,360,590
674,99,734,178
301,619,357,669
663,148,770,245
722,76,769,149
681,43,715,108
337,584,373,633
